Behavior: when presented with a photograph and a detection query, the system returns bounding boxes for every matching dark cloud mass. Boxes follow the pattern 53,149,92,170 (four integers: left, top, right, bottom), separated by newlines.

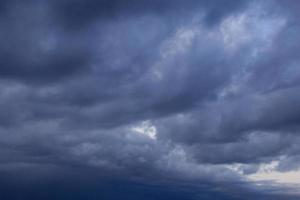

1,0,300,199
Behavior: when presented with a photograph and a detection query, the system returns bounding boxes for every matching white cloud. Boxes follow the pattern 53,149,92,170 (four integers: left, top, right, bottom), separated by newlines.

131,120,157,140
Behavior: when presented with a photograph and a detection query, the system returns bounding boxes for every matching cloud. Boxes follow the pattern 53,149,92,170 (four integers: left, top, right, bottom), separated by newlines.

0,0,300,199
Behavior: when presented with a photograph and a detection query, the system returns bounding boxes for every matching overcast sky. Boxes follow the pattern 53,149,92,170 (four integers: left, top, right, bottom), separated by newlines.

1,0,300,199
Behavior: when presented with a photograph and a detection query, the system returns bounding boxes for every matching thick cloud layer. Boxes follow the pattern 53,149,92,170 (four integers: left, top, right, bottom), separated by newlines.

1,0,300,199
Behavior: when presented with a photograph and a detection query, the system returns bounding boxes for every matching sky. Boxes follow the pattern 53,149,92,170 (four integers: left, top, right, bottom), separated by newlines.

1,0,300,199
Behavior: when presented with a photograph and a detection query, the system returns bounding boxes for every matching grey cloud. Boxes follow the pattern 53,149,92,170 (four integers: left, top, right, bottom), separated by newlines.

1,0,300,199
0,2,92,84
51,0,249,29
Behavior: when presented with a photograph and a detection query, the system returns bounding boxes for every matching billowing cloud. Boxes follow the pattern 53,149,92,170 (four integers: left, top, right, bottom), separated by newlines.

1,0,300,199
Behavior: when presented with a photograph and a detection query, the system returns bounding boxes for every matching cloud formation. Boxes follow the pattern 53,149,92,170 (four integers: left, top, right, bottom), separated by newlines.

1,0,300,199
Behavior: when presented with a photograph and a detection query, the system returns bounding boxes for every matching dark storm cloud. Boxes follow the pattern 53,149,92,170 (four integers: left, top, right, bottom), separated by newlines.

1,0,300,199
0,1,92,84
0,0,249,84
51,0,248,29
1,175,298,200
